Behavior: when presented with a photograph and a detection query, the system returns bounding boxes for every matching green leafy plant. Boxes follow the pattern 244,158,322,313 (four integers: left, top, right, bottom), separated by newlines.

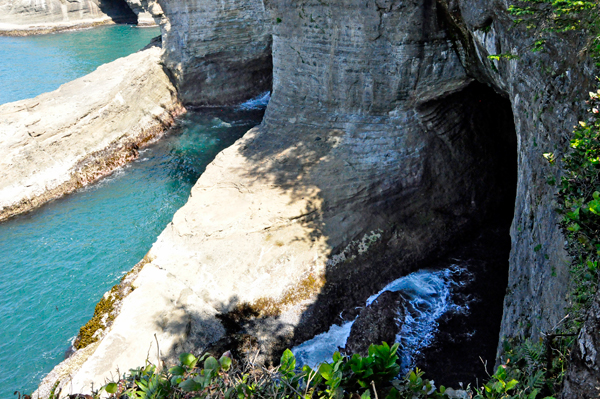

508,0,600,62
557,87,600,328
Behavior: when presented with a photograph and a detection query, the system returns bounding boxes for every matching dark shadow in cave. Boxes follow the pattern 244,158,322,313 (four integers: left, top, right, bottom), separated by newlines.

96,0,138,24
283,81,517,387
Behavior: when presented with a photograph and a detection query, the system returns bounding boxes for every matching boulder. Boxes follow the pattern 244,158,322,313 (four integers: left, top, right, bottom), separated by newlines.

345,291,405,356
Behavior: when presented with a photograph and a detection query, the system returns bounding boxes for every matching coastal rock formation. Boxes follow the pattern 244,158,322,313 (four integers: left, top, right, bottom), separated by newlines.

446,0,592,348
48,0,521,394
124,0,163,26
158,0,272,105
0,0,139,35
0,46,184,222
562,292,600,398
32,0,600,395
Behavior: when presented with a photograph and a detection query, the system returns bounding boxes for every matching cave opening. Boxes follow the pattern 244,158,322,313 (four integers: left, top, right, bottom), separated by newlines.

285,80,518,386
413,81,518,386
96,0,138,25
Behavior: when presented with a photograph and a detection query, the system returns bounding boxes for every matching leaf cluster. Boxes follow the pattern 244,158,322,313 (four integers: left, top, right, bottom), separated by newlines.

31,340,576,399
557,88,600,327
507,0,600,62
97,343,451,399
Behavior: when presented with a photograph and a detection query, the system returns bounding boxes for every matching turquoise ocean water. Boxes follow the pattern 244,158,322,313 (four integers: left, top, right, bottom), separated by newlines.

0,26,265,397
0,24,160,105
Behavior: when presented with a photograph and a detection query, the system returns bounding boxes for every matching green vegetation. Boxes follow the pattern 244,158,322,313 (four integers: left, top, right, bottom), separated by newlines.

556,88,600,329
508,0,600,61
20,342,560,399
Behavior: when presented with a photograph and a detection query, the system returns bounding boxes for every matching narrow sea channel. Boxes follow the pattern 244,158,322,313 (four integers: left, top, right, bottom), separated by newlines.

0,25,266,397
0,109,264,397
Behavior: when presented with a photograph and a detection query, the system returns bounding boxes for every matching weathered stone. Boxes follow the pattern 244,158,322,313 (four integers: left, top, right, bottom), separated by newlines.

158,0,272,105
0,46,184,222
52,0,523,393
0,0,138,36
33,0,600,393
562,292,600,398
124,0,162,26
442,0,593,351
345,291,405,356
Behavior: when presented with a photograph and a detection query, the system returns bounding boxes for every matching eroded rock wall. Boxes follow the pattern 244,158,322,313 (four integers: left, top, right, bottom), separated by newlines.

443,0,595,348
157,0,272,105
0,0,138,35
54,0,523,394
35,0,600,395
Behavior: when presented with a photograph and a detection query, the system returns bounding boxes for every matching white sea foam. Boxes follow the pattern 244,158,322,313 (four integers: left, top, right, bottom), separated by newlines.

237,91,271,110
292,320,355,369
291,265,472,371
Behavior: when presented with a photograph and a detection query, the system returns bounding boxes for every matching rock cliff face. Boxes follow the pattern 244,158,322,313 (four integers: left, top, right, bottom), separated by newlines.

0,0,151,35
0,46,184,222
50,0,520,393
124,0,162,26
158,0,272,105
32,0,600,395
447,0,594,347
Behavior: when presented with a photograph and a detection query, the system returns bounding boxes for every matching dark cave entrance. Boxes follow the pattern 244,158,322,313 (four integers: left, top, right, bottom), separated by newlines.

408,81,518,385
97,0,138,25
284,81,518,386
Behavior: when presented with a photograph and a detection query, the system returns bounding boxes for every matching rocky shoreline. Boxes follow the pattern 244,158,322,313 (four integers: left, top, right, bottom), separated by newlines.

3,0,600,396
0,45,184,223
0,0,163,37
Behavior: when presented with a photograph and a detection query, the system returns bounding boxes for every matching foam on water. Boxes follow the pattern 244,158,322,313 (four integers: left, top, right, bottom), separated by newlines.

237,92,271,110
292,265,472,371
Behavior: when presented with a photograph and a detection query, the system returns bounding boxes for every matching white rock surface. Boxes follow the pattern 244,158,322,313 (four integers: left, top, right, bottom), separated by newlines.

0,46,184,222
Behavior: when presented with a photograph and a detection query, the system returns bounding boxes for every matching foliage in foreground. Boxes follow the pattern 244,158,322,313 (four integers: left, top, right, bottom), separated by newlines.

51,341,566,399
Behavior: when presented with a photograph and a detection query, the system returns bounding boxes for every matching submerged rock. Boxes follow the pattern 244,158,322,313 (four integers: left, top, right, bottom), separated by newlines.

345,291,405,357
0,46,184,222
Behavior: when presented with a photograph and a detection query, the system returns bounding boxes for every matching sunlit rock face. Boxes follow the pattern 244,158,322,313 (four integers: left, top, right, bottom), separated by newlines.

0,0,138,35
124,0,162,25
0,47,183,222
34,0,600,394
158,0,272,105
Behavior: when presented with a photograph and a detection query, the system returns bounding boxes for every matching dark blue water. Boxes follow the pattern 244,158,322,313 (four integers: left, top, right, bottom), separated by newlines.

0,109,264,397
0,24,160,105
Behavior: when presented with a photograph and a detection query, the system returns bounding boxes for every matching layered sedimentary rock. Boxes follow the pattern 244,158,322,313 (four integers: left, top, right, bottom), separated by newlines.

0,46,184,222
50,0,522,394
0,0,138,35
125,0,162,26
158,0,272,105
35,0,600,396
445,0,593,347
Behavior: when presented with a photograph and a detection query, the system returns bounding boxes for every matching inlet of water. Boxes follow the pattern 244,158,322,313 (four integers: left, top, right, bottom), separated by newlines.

0,108,265,397
292,266,473,371
0,24,160,105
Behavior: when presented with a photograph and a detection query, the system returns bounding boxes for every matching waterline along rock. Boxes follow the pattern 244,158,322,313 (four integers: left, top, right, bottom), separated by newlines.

0,46,184,222
0,0,142,35
158,0,273,106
